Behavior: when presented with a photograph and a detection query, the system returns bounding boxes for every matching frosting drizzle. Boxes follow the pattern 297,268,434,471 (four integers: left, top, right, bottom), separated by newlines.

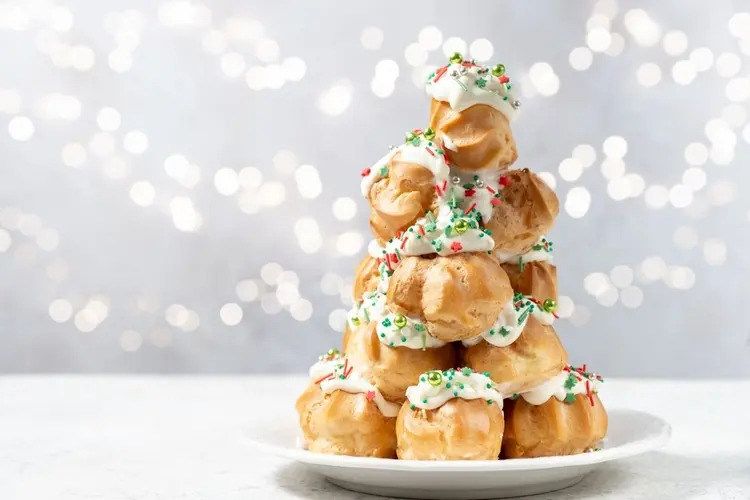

519,365,603,407
406,368,504,410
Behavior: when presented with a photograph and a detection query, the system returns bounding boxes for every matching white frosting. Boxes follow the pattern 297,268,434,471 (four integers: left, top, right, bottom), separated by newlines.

406,368,504,410
360,133,450,199
375,310,446,349
496,236,554,265
462,294,557,348
309,355,400,417
445,167,505,224
348,291,387,327
441,133,457,151
425,61,520,120
520,366,603,406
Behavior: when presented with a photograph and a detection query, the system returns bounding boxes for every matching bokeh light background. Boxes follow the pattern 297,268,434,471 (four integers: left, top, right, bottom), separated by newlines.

1,0,748,376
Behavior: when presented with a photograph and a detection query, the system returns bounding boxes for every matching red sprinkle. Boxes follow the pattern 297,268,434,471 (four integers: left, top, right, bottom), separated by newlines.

485,185,496,194
433,66,448,82
361,168,371,177
417,225,426,236
442,152,450,164
491,198,502,207
464,202,476,215
464,188,475,197
342,358,349,376
366,390,376,401
450,241,463,253
586,380,595,406
499,75,509,84
499,176,511,187
412,128,423,135
344,365,353,378
434,184,443,196
314,372,334,384
400,237,408,249
425,146,435,157
441,180,448,192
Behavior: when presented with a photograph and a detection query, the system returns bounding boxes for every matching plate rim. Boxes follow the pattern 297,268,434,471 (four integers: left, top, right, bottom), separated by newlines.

243,408,671,472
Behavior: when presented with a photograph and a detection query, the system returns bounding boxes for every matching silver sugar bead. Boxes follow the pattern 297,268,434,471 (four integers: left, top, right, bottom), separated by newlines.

475,179,485,188
450,70,459,77
459,67,468,74
388,144,395,150
512,100,521,109
452,176,461,185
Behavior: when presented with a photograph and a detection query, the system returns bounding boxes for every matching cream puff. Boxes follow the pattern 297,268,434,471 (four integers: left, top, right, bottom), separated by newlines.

497,236,557,301
295,350,399,458
503,365,608,458
485,168,559,256
397,368,505,460
344,322,455,404
462,293,568,394
387,253,513,342
425,53,519,171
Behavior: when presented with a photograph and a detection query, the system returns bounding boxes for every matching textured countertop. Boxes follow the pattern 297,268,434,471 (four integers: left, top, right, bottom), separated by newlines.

1,377,749,500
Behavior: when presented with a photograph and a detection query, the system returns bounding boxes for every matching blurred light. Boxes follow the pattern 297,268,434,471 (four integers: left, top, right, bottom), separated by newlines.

70,45,95,72
8,116,34,141
169,196,202,232
108,49,132,72
0,207,22,230
49,299,73,323
442,37,467,57
725,77,750,102
276,282,300,306
120,330,142,352
722,104,747,127
558,158,583,182
708,180,735,206
96,107,121,131
165,304,187,327
290,299,313,321
584,272,609,296
129,181,155,206
728,13,750,38
601,158,625,180
672,60,697,85
123,130,148,154
662,30,688,55
270,150,296,175
277,270,299,286
103,156,129,180
529,62,560,96
336,231,364,256
220,303,243,325
469,38,493,62
361,26,384,50
223,17,263,42
213,168,239,195
375,59,399,82
537,172,556,190
282,57,306,81
371,77,395,98
201,29,227,54
0,89,21,114
587,28,611,52
328,308,347,332
572,144,596,167
587,14,610,31
603,136,627,158
607,178,630,200
593,0,618,18
412,65,435,88
239,166,263,189
744,123,750,144
682,167,706,191
318,79,353,116
35,93,81,120
669,184,693,208
0,229,10,252
263,64,285,89
332,197,357,220
637,62,661,87
569,47,593,71
405,43,429,67
220,52,246,77
260,293,282,314
245,66,266,90
236,280,260,302
255,38,279,63
604,33,625,56
61,142,86,167
157,1,211,28
149,328,172,348
716,52,741,78
610,265,634,288
620,286,643,309
295,217,322,253
418,26,442,50
36,228,59,251
624,173,645,198
684,142,708,165
640,256,667,281
260,262,283,285
257,182,286,207
690,47,714,71
664,266,696,290
18,214,41,237
644,184,669,209
90,132,115,156
556,295,574,318
703,238,726,265
596,286,619,307
673,225,698,249
569,305,590,327
321,273,343,296
624,9,662,46
564,187,591,218
295,164,322,199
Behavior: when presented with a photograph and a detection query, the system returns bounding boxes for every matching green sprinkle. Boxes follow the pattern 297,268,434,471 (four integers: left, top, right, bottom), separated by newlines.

564,393,576,404
453,391,458,396
446,383,452,388
422,399,428,404
487,399,493,404
410,404,416,410
461,367,472,376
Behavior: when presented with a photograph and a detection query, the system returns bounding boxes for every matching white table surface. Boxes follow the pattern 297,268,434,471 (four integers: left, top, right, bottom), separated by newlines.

1,376,748,500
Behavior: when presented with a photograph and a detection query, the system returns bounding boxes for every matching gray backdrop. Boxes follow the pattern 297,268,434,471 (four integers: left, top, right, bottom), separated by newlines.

0,0,748,376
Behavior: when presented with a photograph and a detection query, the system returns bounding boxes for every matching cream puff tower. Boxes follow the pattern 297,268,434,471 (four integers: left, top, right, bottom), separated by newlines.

296,53,607,460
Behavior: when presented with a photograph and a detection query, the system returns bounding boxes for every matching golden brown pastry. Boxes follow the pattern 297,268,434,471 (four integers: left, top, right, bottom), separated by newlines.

362,130,449,244
429,101,517,171
345,322,455,404
296,351,399,458
353,254,381,299
501,260,557,303
462,297,568,395
424,53,520,171
486,169,559,255
397,368,505,460
387,253,513,342
502,366,607,458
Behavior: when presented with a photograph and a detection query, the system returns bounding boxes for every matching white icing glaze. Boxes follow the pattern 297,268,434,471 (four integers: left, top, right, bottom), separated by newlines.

406,368,504,410
441,133,457,151
375,310,446,349
310,354,400,417
360,132,449,199
425,61,519,120
462,294,557,348
348,291,387,327
446,167,505,224
520,366,603,406
496,236,554,265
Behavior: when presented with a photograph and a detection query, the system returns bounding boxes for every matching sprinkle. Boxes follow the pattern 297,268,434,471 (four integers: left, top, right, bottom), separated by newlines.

417,225,426,236
400,237,407,250
441,180,448,192
410,404,416,410
491,197,501,206
425,146,435,157
499,176,511,187
461,367,472,376
586,380,595,406
434,184,443,196
433,66,448,82
361,167,371,177
366,390,375,401
487,399,493,404
464,202,476,215
394,248,402,260
314,372,335,384
485,185,496,194
452,76,468,91
499,75,509,84
450,241,463,252
345,365,354,378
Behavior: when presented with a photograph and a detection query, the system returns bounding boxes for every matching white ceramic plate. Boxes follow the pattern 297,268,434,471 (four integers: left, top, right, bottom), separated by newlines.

244,408,670,500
